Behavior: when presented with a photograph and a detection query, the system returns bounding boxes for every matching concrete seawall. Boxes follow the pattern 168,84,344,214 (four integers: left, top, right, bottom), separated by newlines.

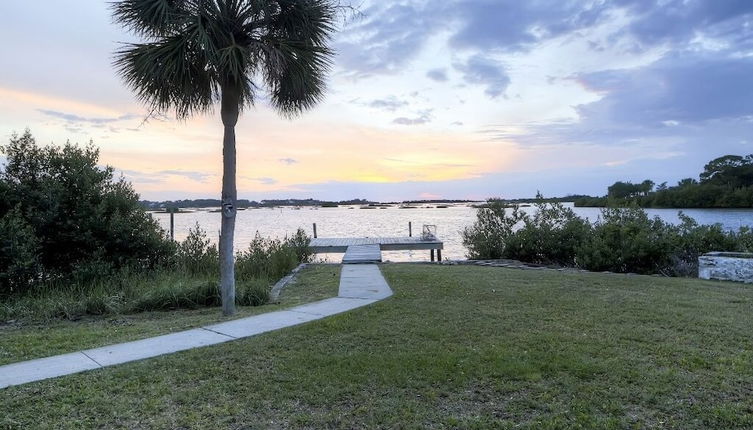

699,252,753,283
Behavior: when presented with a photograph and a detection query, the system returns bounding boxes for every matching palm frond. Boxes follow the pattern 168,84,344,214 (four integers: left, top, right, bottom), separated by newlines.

111,0,192,37
114,36,217,118
260,0,336,116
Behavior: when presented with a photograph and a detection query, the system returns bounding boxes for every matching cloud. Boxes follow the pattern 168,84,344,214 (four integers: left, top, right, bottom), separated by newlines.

449,0,611,52
335,1,616,78
121,169,212,184
335,1,753,81
454,55,510,98
278,158,298,165
426,68,448,82
419,192,443,199
618,0,753,50
336,2,444,76
252,177,278,185
157,170,212,183
574,52,753,127
393,110,432,126
366,96,409,111
446,1,753,55
393,117,429,125
37,109,139,125
489,48,753,178
383,157,471,168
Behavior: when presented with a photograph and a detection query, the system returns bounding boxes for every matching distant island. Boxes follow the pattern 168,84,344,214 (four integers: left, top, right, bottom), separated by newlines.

575,154,753,208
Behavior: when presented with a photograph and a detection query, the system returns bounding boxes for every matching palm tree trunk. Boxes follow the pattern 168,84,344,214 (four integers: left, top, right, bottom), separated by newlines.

219,83,240,316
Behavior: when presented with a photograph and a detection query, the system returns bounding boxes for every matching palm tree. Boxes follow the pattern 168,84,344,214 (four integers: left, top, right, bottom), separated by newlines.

113,0,337,315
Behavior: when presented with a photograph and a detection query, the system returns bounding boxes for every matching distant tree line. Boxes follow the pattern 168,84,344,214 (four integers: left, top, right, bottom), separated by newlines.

502,195,591,204
140,198,377,210
575,155,753,208
141,198,492,210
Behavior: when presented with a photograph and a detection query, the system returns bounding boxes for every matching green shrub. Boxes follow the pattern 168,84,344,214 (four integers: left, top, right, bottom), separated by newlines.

461,199,526,259
577,208,676,274
236,228,312,281
737,227,753,252
505,196,591,266
287,228,314,263
175,223,218,275
462,196,590,265
0,207,42,295
464,196,751,276
0,130,173,292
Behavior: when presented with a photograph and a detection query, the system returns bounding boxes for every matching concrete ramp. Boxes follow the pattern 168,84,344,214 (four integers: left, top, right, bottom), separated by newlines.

342,244,382,264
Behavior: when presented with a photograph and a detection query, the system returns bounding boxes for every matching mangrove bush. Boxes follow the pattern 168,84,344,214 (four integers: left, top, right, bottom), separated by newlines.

463,196,753,276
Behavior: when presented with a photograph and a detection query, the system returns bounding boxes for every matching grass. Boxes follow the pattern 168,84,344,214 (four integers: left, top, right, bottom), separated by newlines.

2,264,753,428
276,263,341,303
0,265,340,366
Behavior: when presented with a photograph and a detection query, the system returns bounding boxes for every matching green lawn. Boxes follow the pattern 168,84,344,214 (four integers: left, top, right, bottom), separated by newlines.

0,264,340,366
2,265,753,429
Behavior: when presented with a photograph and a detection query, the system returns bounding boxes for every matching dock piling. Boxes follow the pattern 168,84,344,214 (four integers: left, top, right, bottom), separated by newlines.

313,223,317,238
409,222,412,237
170,209,175,241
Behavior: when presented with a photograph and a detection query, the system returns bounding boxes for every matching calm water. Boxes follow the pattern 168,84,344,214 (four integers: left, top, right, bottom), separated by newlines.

153,203,753,262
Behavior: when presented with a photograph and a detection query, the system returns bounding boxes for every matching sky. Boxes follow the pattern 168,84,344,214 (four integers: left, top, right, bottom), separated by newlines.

0,0,752,201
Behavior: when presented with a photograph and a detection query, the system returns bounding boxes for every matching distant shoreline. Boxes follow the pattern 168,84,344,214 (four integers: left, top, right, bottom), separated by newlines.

139,196,591,211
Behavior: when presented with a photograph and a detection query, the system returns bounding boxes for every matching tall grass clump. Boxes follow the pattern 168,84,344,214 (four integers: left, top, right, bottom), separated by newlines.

463,195,753,276
233,228,311,307
0,224,313,322
236,228,312,281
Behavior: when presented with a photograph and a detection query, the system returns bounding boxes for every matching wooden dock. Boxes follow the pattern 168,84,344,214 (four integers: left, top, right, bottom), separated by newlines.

309,237,444,261
342,244,382,264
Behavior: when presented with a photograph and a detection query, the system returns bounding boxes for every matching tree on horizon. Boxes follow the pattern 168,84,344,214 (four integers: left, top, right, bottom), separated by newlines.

113,0,338,315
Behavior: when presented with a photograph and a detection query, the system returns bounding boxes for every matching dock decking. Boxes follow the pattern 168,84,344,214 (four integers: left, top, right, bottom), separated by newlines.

342,244,382,264
309,236,444,261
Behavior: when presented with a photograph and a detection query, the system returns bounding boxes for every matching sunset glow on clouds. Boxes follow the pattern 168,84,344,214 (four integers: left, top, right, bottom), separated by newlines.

1,1,752,201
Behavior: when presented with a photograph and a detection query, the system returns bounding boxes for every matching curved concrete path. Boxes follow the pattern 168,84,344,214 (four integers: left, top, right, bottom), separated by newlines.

0,263,392,389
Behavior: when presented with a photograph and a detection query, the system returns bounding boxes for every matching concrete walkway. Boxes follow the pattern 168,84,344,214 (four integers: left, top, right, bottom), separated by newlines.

0,264,392,389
